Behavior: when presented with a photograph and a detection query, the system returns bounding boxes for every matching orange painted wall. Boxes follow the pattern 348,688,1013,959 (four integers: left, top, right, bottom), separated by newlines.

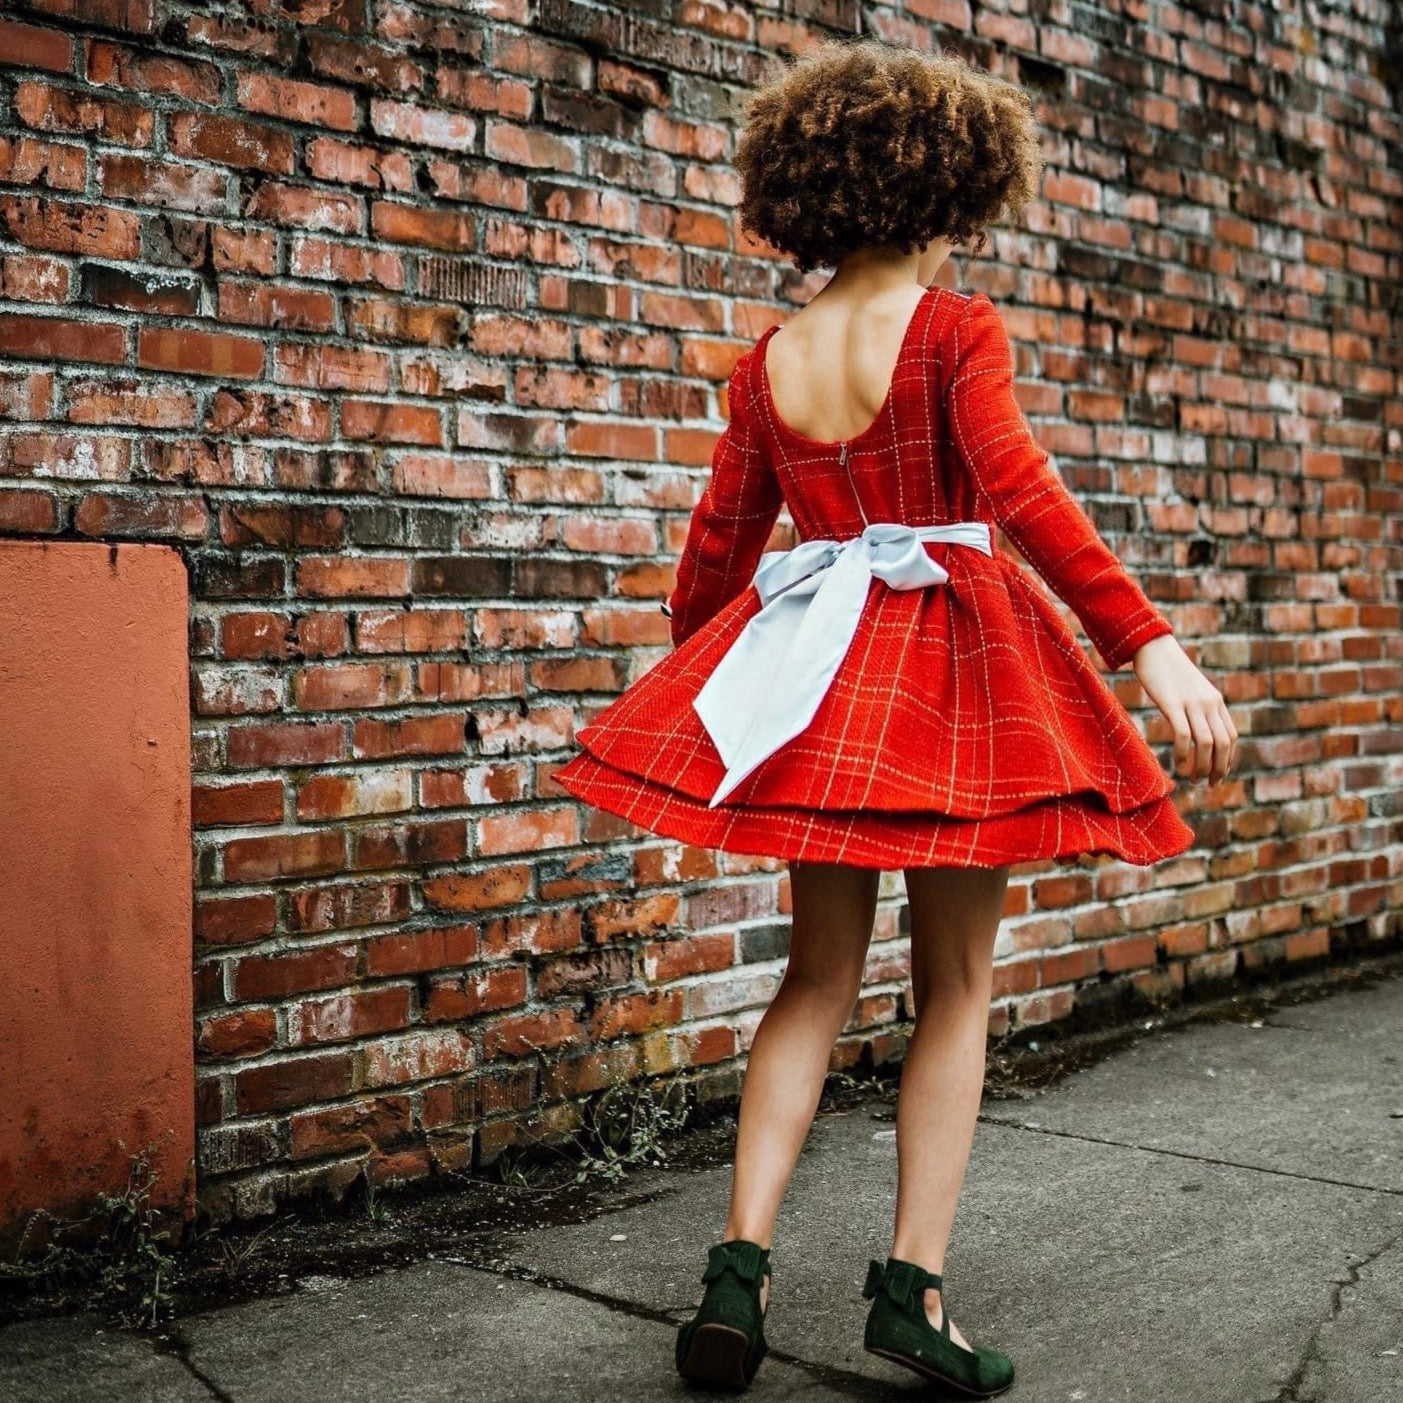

0,542,194,1251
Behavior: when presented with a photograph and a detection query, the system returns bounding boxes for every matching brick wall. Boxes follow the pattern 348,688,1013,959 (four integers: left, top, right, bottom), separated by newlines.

0,0,1399,1225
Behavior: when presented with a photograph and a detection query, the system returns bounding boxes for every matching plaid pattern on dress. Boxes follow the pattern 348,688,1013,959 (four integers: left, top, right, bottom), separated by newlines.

553,285,1195,869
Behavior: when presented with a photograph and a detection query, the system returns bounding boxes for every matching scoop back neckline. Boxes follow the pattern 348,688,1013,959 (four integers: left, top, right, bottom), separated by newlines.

755,282,965,450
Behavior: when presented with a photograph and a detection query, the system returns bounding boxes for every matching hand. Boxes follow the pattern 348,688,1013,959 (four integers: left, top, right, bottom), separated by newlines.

1130,634,1239,785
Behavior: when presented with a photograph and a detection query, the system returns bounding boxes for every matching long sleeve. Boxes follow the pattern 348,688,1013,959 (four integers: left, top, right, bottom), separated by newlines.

944,293,1175,672
667,351,785,648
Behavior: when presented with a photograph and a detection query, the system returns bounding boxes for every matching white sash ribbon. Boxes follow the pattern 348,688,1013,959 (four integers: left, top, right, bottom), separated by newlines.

692,520,993,808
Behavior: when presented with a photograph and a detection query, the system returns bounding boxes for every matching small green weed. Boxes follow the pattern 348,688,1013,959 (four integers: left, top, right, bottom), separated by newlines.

572,1068,691,1184
0,1138,181,1330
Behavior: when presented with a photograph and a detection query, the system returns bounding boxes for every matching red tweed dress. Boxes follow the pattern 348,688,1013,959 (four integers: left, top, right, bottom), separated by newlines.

552,284,1196,870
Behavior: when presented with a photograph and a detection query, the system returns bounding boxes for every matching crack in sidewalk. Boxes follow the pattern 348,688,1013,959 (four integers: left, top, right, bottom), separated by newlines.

450,1258,895,1397
977,1116,1403,1197
1259,1226,1403,1403
150,1328,238,1403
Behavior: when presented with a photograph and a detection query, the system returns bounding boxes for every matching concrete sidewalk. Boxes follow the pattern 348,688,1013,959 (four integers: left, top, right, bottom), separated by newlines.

4,971,1402,1402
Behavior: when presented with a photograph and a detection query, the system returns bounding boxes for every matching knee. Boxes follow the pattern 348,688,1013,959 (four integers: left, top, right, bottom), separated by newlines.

912,946,993,1015
780,960,865,1020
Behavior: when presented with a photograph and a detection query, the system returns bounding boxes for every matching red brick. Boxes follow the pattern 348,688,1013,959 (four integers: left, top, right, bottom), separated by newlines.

423,965,527,1021
341,399,443,446
420,764,522,811
14,79,153,147
223,829,346,883
365,924,478,978
391,454,493,500
305,34,424,93
234,1051,355,1115
355,608,467,655
233,942,358,1000
485,120,576,171
288,985,412,1046
1101,935,1160,973
362,1029,474,1087
0,136,85,192
589,987,681,1043
991,958,1041,999
74,492,208,539
0,489,60,533
416,661,522,703
1039,945,1100,986
198,1008,277,1059
0,313,126,365
0,19,74,73
289,880,412,934
350,830,465,885
424,865,531,913
236,72,358,131
296,769,413,820
352,714,466,759
195,892,278,948
219,503,345,550
370,99,476,151
274,342,391,393
218,281,337,332
226,720,347,769
244,182,364,234
565,420,657,460
293,662,414,711
483,1008,585,1058
644,932,734,984
370,202,475,250
87,40,222,103
221,610,344,662
137,327,264,379
289,1094,414,1161
193,779,285,828
168,111,295,173
475,805,578,856
296,556,411,600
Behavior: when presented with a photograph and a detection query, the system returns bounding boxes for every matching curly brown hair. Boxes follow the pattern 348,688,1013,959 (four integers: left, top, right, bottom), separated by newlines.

734,38,1044,272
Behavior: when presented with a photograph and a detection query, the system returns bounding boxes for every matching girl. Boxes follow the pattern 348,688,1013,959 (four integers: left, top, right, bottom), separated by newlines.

553,37,1237,1398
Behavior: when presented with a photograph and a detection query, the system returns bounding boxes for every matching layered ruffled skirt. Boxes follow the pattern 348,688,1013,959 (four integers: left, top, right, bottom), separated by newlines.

553,545,1195,870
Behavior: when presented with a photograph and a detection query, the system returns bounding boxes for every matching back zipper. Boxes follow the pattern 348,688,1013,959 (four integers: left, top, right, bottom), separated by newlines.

838,440,869,525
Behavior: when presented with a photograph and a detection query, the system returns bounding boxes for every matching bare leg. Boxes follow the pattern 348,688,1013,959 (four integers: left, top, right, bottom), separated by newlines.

890,863,1010,1348
722,857,881,1310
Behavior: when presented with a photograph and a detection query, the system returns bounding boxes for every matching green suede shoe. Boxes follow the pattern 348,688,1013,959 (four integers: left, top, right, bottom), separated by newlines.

675,1238,772,1390
861,1254,1014,1398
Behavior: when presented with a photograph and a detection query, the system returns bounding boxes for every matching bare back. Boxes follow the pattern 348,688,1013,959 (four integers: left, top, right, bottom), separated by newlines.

760,281,937,444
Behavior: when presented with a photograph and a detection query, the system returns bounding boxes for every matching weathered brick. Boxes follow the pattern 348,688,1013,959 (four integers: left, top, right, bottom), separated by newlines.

195,892,278,948
223,829,346,884
234,1051,355,1115
168,111,296,173
287,985,412,1046
289,1094,414,1160
236,72,358,132
226,720,347,769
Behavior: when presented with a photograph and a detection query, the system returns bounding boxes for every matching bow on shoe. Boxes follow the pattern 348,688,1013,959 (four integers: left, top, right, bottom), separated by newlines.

862,1258,929,1313
703,1239,764,1285
862,1258,888,1299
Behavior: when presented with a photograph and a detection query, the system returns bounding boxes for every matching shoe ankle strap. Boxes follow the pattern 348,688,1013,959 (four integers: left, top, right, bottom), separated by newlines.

862,1256,946,1328
703,1238,771,1285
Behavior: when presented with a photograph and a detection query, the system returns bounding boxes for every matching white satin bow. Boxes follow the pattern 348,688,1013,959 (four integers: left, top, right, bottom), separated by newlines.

692,520,993,808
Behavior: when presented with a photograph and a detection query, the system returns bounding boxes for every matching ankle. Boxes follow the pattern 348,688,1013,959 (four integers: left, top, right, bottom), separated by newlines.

721,1230,771,1251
